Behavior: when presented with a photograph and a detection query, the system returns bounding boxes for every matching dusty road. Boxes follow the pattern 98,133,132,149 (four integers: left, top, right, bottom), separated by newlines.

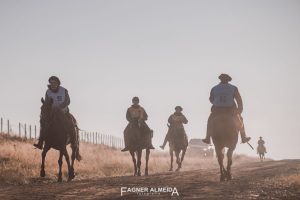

0,160,299,200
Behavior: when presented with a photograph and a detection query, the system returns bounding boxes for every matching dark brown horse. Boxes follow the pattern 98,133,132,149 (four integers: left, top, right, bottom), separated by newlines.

125,119,152,176
211,114,238,182
168,124,188,172
39,98,81,182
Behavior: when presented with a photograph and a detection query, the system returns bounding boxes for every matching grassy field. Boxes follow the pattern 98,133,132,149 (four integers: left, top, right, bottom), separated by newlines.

0,133,264,185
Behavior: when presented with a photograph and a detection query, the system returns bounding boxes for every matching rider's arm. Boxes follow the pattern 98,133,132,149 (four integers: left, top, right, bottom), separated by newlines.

209,89,214,103
59,89,70,109
45,91,50,102
234,88,243,114
182,115,188,124
142,108,148,121
126,108,132,122
168,115,173,124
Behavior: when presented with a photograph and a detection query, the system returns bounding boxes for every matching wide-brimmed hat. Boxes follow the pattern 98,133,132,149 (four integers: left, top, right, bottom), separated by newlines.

48,76,61,85
259,136,263,138
218,74,232,82
175,106,183,111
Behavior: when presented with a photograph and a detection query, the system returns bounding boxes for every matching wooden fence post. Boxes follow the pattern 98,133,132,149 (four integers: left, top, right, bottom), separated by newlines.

7,120,9,135
29,125,32,139
19,123,21,137
109,135,111,147
24,124,27,139
0,117,2,133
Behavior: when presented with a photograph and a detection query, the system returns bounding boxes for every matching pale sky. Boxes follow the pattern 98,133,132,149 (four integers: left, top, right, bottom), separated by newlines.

0,0,299,159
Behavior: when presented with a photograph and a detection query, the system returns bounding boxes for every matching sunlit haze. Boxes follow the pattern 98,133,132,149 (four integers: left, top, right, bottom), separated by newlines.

0,0,299,159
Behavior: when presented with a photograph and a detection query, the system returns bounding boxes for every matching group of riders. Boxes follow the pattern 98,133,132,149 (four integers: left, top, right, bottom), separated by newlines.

33,74,267,155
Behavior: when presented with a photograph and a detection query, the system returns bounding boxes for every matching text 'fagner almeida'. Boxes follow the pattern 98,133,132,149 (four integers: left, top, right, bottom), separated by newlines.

121,186,180,196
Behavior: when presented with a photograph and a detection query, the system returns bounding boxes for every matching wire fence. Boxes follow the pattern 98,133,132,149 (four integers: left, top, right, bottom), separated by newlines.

0,117,124,149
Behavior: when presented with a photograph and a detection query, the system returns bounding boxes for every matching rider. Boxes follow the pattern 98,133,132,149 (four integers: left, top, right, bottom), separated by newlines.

34,76,79,150
160,106,188,150
202,73,251,144
121,96,155,152
257,136,267,153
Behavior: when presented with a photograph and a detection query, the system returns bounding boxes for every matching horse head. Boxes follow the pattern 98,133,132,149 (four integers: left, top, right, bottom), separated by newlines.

40,97,54,132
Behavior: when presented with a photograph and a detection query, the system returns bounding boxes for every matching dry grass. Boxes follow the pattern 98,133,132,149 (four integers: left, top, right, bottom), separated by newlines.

278,174,300,189
0,133,257,184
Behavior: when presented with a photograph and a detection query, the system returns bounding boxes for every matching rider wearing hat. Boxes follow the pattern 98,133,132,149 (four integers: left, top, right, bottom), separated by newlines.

160,106,188,150
121,97,155,152
258,136,267,153
202,74,251,144
34,76,79,150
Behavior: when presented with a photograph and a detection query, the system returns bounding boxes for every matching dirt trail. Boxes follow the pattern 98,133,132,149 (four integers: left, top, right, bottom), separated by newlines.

0,160,299,200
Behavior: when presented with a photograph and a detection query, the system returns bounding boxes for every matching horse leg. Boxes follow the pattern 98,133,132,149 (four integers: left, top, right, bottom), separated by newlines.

61,148,73,181
259,153,263,162
58,151,63,182
180,148,187,169
226,148,233,180
175,150,181,172
216,148,225,182
70,145,77,177
169,149,173,171
137,150,142,176
145,149,150,176
40,145,50,177
130,150,137,176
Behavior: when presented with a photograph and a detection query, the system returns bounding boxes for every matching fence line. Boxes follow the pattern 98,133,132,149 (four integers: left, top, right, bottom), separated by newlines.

0,117,124,149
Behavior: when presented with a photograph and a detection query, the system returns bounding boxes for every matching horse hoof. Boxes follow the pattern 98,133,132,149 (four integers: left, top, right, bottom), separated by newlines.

40,170,46,178
220,176,225,182
175,168,180,172
145,170,148,176
227,173,232,180
169,168,173,172
137,171,141,176
68,174,75,180
58,177,62,182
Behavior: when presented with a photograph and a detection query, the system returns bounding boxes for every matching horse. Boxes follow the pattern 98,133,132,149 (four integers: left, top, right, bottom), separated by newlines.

211,114,238,182
125,119,153,176
168,124,188,172
257,144,266,162
39,98,81,182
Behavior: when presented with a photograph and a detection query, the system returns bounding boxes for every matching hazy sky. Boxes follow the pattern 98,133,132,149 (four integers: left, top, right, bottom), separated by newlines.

0,0,299,159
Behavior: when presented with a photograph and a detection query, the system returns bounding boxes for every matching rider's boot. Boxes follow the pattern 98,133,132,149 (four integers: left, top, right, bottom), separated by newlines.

121,146,130,152
202,117,212,145
202,137,211,145
160,135,168,150
33,140,43,150
121,129,130,151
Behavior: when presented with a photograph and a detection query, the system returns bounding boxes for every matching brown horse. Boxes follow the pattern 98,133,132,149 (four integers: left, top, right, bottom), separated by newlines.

211,114,238,182
125,119,153,176
257,144,266,162
39,98,81,182
168,124,188,172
